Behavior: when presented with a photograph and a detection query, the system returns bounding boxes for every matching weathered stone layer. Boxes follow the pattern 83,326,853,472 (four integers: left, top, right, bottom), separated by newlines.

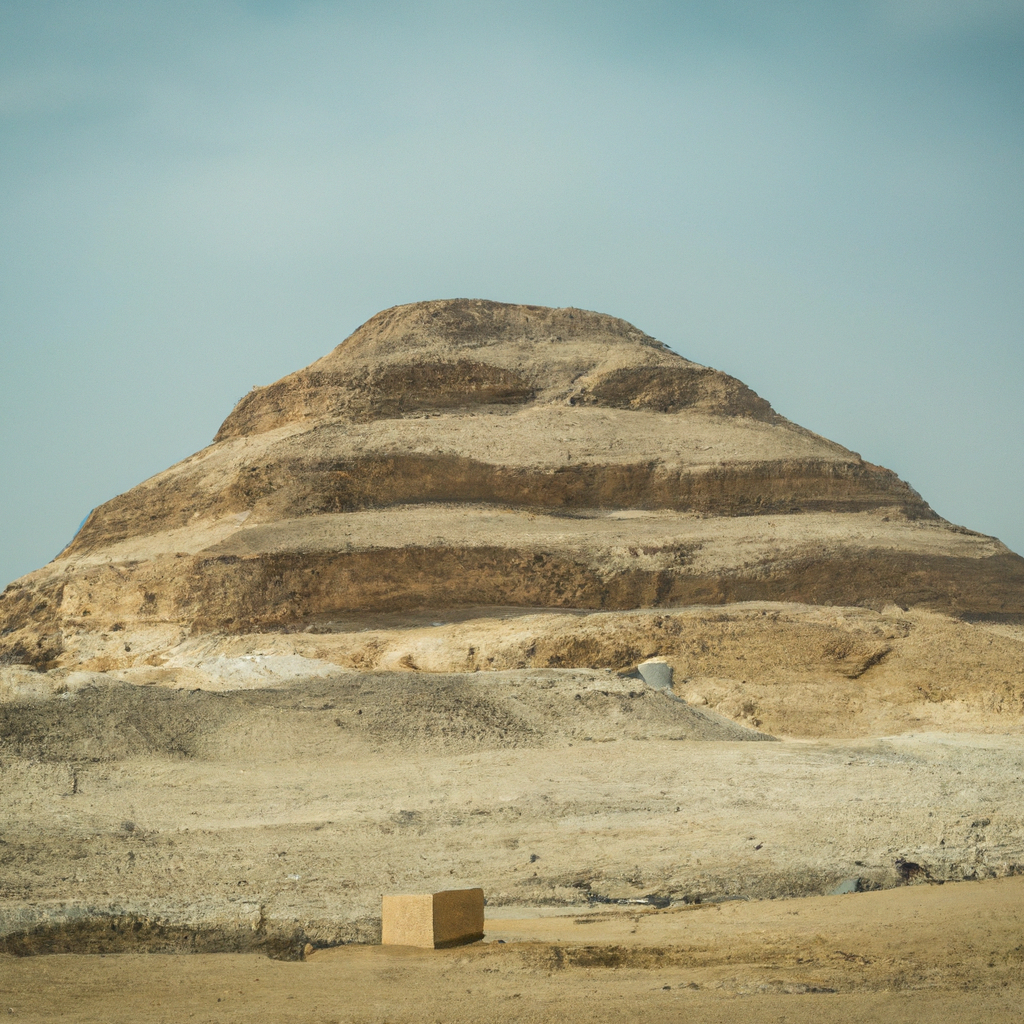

9,544,1020,646
65,456,933,556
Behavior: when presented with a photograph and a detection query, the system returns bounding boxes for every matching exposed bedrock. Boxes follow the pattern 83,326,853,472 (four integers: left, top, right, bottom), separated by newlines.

188,547,1024,628
6,543,1020,660
214,361,537,439
214,299,774,439
212,361,776,440
66,456,933,554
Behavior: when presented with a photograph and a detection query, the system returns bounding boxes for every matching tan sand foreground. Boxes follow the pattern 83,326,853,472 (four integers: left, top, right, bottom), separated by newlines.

1,875,1021,1023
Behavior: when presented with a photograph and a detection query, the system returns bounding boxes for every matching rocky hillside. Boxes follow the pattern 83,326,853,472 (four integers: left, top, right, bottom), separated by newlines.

2,299,1022,735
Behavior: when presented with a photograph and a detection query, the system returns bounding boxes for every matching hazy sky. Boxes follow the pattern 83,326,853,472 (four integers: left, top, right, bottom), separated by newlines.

2,1,1022,588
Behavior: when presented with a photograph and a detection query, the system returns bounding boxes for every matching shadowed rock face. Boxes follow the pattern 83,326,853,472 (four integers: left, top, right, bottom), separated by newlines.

1,298,1022,676
212,301,779,440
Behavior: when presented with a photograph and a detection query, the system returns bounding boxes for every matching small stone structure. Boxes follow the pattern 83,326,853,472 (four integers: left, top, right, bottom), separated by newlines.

638,657,673,690
381,888,485,948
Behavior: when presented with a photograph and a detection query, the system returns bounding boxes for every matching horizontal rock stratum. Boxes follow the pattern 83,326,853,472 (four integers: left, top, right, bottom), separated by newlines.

1,298,1022,736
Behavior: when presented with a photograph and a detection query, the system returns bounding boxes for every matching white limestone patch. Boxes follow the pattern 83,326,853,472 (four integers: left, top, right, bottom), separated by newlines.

185,653,344,689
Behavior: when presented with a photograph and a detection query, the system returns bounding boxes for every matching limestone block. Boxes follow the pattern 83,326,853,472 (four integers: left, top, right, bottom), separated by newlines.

381,893,433,948
638,657,673,690
381,888,484,948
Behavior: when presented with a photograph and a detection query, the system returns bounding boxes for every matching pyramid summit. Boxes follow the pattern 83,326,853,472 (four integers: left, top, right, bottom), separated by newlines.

213,297,777,440
2,298,1022,737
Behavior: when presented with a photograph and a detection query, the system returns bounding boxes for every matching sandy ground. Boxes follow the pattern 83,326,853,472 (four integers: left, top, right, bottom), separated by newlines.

1,876,1021,1023
2,672,1022,950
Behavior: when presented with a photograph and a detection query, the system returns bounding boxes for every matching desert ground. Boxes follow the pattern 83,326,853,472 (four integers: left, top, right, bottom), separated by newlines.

2,877,1022,1022
2,667,1023,1021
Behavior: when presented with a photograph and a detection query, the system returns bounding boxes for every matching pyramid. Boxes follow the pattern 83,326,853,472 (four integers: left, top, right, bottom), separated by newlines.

2,298,1022,736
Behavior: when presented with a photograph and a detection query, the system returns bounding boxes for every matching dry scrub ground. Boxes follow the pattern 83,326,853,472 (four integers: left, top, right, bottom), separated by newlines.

1,671,1022,946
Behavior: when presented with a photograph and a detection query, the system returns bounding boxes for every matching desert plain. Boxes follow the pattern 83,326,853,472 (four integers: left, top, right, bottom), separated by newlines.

1,300,1022,1021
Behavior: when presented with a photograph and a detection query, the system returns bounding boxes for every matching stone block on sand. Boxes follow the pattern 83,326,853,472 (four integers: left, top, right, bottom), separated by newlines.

381,888,485,948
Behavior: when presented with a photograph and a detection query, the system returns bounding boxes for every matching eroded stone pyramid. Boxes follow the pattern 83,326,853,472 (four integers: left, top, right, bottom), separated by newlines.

2,299,1022,735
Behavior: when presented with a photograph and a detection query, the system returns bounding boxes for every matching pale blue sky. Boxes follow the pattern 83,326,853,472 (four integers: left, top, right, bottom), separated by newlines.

2,1,1022,587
